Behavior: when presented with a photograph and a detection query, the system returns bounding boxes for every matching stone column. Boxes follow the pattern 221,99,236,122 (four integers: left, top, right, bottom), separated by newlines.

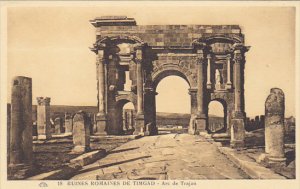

9,76,33,178
72,111,90,154
195,46,208,134
123,111,128,131
206,54,212,89
261,88,286,166
233,50,244,115
134,45,145,135
64,113,73,134
54,117,63,134
226,54,232,89
37,97,51,140
230,43,249,148
95,46,107,135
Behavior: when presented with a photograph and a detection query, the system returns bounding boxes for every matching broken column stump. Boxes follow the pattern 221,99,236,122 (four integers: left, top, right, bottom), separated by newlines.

9,76,33,179
259,88,286,167
72,111,91,154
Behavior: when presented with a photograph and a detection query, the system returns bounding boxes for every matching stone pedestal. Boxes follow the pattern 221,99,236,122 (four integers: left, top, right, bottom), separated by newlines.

94,113,107,135
9,76,33,179
134,114,145,135
72,111,91,154
195,116,207,135
230,118,245,148
36,97,51,140
261,88,286,167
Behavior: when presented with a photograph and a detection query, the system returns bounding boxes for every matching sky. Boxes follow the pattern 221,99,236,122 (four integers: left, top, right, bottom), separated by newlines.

5,3,296,117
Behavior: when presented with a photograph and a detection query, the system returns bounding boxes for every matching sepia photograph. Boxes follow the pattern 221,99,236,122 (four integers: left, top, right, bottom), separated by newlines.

0,1,299,189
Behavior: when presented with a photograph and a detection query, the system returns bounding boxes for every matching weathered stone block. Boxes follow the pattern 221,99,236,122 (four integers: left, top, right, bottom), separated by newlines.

263,88,286,167
230,118,245,148
72,111,91,154
9,76,33,179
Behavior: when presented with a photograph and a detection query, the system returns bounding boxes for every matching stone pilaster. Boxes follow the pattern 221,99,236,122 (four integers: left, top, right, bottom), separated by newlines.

37,97,51,140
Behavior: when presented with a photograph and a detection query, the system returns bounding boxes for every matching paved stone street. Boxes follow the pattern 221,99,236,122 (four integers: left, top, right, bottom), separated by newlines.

71,134,249,180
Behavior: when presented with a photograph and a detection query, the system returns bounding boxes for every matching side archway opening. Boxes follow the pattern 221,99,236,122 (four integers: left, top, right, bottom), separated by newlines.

115,100,136,135
208,100,227,133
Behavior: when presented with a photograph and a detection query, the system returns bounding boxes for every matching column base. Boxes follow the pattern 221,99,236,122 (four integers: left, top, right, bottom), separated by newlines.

94,114,107,136
8,163,33,180
134,114,145,135
258,153,286,168
195,114,207,135
207,83,212,89
225,83,232,90
230,118,245,148
230,140,245,148
71,146,91,154
37,134,51,140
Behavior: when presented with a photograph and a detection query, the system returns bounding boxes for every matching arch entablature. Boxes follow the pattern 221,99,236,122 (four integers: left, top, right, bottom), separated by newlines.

209,92,234,111
115,93,137,110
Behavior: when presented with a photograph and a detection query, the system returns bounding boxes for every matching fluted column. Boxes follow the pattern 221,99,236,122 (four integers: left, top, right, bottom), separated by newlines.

134,44,145,135
233,49,244,117
94,44,108,135
136,56,144,115
230,43,250,148
193,43,208,134
197,51,205,116
206,54,212,89
226,54,232,89
97,49,106,115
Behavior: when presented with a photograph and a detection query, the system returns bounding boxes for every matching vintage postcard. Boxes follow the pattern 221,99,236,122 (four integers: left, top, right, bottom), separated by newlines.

0,1,299,189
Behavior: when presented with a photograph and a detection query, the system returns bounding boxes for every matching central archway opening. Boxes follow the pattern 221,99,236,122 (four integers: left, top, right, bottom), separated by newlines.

155,76,190,134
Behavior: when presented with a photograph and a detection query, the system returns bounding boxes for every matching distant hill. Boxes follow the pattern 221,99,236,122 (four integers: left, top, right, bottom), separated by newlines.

7,104,222,126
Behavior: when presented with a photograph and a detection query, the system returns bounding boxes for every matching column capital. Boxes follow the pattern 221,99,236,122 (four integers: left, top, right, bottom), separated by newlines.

196,52,205,64
188,88,198,95
90,42,107,54
226,53,231,60
230,43,250,53
37,97,51,105
233,52,243,64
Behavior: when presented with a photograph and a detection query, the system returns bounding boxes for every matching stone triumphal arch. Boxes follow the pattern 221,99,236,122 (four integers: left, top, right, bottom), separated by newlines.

90,16,250,147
